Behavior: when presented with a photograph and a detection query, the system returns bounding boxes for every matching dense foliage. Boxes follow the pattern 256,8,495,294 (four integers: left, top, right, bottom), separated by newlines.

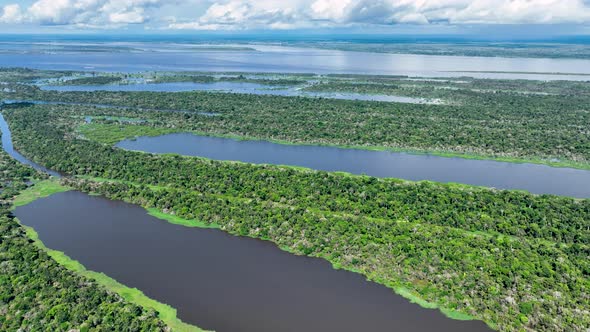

0,147,169,331
3,73,589,168
4,105,589,331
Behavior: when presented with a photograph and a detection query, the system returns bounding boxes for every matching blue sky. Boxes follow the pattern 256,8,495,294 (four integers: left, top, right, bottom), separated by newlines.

0,0,589,36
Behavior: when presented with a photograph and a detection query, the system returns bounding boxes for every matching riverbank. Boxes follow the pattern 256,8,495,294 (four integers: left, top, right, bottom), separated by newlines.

71,176,492,326
11,179,70,207
30,177,494,330
11,180,207,332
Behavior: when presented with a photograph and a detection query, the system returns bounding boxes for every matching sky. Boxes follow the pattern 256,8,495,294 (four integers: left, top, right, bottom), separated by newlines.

0,0,589,37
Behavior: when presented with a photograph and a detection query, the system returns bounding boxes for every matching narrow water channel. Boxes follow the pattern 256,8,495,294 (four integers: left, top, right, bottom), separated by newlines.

14,191,492,332
117,133,590,198
0,112,60,177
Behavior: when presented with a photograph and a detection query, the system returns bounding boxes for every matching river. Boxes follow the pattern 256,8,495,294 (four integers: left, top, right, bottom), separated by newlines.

13,191,491,332
1,42,590,80
116,133,590,198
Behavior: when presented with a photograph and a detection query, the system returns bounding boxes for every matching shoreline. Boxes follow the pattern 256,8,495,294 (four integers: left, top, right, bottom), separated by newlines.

13,178,494,330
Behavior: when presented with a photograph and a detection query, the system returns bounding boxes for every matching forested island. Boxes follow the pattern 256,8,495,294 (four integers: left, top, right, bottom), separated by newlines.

1,68,589,331
2,68,590,169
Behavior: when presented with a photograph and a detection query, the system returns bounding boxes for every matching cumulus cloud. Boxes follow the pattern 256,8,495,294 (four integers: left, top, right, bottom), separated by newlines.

0,4,24,23
1,0,169,27
167,0,590,30
1,0,590,29
195,1,302,29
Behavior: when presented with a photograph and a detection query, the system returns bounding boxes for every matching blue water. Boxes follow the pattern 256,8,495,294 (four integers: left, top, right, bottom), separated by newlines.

2,41,590,80
40,82,439,104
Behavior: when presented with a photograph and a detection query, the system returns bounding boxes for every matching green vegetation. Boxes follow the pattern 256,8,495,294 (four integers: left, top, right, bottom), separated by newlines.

0,147,171,331
0,67,76,84
12,178,70,207
5,71,590,168
2,68,590,331
60,76,123,85
147,208,220,229
78,122,179,145
0,130,206,331
4,104,589,331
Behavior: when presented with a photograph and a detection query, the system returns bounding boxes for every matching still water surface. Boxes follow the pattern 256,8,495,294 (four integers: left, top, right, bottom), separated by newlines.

117,133,590,198
14,191,491,332
40,82,438,104
2,42,590,80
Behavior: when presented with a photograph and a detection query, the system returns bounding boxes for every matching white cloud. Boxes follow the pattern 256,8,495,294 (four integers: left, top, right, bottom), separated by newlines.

447,0,590,24
0,0,169,26
1,0,590,29
168,0,590,30
194,1,302,29
0,4,23,23
310,0,352,22
109,10,145,24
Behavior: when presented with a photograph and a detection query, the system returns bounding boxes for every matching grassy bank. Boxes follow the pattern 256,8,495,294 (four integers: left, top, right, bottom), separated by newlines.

147,208,220,229
77,122,179,145
12,178,71,207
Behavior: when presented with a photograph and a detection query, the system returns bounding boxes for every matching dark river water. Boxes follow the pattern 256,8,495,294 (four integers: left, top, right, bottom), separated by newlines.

117,133,590,198
14,191,491,332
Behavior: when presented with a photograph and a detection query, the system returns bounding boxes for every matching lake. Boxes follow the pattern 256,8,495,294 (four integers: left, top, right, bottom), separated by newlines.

40,82,440,104
14,191,491,332
117,133,590,198
2,42,590,80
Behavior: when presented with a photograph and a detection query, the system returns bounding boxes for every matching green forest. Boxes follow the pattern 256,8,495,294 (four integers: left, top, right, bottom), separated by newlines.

1,68,590,331
2,103,589,331
2,68,589,169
